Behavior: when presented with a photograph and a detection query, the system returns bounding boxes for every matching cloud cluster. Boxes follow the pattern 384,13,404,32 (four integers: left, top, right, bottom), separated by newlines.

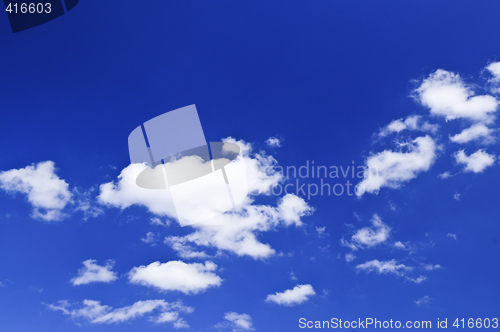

128,260,222,294
71,259,117,286
265,284,316,306
46,299,192,328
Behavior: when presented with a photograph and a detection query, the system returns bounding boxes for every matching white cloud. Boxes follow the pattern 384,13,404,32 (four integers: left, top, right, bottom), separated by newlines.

71,259,117,286
97,163,178,218
289,271,298,281
0,161,72,222
316,226,327,238
216,312,254,331
265,284,316,306
454,149,495,173
486,62,500,94
164,236,210,259
447,233,457,240
357,136,437,196
414,295,432,307
266,137,281,148
128,261,222,294
405,275,427,284
345,253,356,263
351,214,391,248
46,299,192,327
379,115,439,137
453,192,461,201
355,259,413,276
421,263,442,271
165,194,312,260
414,69,498,123
450,124,495,144
97,138,285,220
141,232,156,246
150,217,170,227
393,241,407,249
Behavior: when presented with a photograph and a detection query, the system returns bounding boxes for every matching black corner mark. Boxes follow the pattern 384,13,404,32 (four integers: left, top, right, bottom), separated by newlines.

3,0,79,33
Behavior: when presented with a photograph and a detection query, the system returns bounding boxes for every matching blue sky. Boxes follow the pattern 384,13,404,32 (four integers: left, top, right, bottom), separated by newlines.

1,1,500,331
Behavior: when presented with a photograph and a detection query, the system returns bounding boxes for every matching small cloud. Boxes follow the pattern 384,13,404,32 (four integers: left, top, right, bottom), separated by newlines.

150,217,170,227
141,232,157,246
454,149,495,173
447,233,457,240
439,171,453,179
421,263,442,271
316,226,328,238
71,259,117,286
345,253,356,263
453,192,461,201
393,241,407,249
265,284,316,306
215,312,254,331
344,214,391,249
414,295,432,307
405,275,427,284
265,137,281,148
355,259,413,277
128,261,222,294
289,271,297,281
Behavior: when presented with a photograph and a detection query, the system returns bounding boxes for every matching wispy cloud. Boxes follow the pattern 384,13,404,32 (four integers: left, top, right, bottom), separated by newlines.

45,299,192,327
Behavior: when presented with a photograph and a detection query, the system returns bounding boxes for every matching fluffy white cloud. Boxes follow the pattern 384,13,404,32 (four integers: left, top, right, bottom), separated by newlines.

97,163,177,217
265,284,316,306
46,299,192,327
355,259,413,276
128,261,222,294
165,194,312,260
0,161,72,221
97,138,284,220
351,214,390,248
216,312,254,331
449,124,495,144
357,136,437,196
414,69,498,123
266,137,281,148
71,259,117,286
379,115,439,137
454,149,495,173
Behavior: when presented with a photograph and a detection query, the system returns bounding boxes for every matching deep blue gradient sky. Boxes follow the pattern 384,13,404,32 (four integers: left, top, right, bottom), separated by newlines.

1,1,500,331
